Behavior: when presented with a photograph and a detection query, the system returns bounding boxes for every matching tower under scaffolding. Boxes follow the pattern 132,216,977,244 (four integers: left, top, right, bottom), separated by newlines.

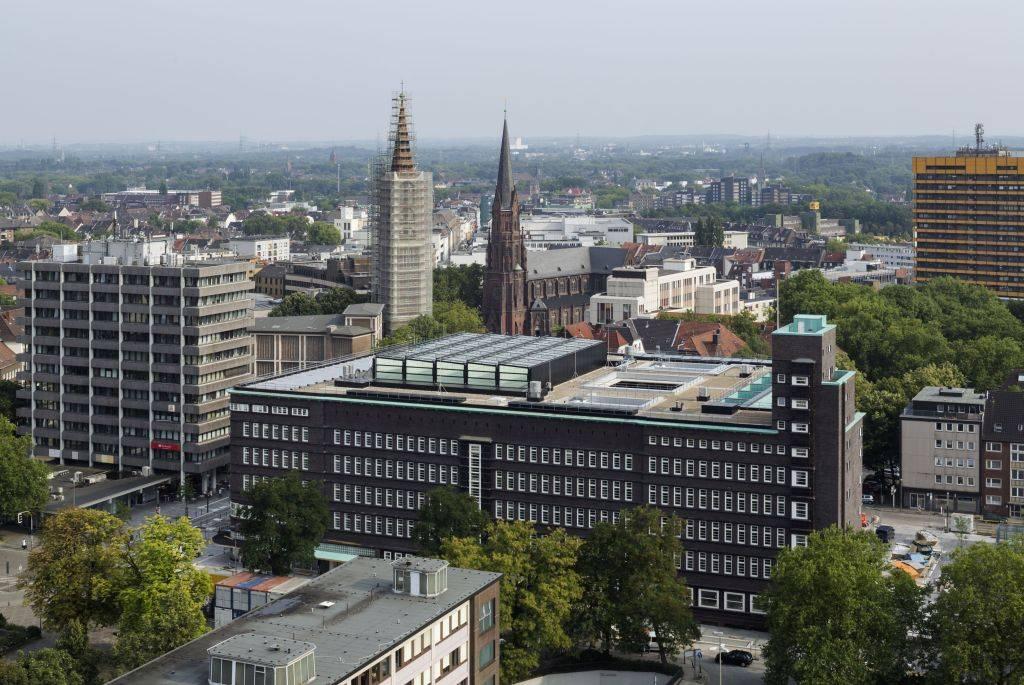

369,91,434,333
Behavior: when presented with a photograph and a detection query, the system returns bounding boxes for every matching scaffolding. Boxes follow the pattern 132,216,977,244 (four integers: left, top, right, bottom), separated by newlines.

369,91,434,333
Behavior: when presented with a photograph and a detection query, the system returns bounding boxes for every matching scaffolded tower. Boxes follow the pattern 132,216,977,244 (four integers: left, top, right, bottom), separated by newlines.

370,92,434,333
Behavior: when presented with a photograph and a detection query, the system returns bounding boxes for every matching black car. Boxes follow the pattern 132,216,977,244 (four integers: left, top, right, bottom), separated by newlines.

715,649,754,667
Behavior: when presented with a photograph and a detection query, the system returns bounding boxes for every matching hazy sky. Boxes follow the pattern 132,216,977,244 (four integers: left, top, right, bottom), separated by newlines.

3,0,1023,144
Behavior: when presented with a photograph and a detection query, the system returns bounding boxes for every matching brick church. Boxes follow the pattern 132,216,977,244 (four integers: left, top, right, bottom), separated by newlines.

483,119,627,335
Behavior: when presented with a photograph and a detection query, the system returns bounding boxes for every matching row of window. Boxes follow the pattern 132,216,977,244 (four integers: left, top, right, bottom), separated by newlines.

684,520,789,549
652,486,800,518
693,588,766,615
933,456,977,468
495,472,633,502
934,440,977,451
333,512,414,539
336,430,460,456
934,474,976,487
936,422,977,433
647,458,791,483
685,551,775,580
241,447,309,470
241,422,309,443
230,402,309,418
334,485,426,511
985,442,1024,457
334,456,459,485
496,444,634,470
646,434,794,455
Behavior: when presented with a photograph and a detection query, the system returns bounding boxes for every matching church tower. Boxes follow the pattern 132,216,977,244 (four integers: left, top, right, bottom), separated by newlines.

484,117,528,335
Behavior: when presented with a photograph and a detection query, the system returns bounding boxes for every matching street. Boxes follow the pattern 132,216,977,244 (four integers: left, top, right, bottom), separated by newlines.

689,624,768,685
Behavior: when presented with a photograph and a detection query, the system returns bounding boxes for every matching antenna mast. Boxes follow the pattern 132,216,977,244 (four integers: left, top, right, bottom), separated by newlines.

975,123,984,151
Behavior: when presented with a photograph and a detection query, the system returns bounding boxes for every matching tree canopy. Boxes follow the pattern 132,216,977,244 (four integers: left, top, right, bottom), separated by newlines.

306,221,342,245
928,537,1024,685
575,506,699,663
268,287,369,318
780,270,1024,472
0,415,49,520
413,487,489,556
434,264,484,311
762,526,923,685
242,212,309,237
0,648,85,685
239,471,329,575
379,300,485,347
441,521,582,683
693,216,724,247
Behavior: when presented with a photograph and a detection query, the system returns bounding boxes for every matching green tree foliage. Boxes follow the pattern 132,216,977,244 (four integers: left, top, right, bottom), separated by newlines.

0,648,85,685
268,292,321,317
414,487,489,556
379,300,486,347
113,515,212,669
763,527,924,685
55,619,102,685
434,264,484,310
239,472,329,575
307,221,342,245
78,198,109,212
18,509,127,630
31,178,47,199
779,270,1024,471
693,216,724,247
0,416,50,519
28,198,51,212
158,180,168,195
19,220,79,242
575,506,699,663
928,538,1024,685
268,287,368,317
442,521,582,683
242,213,308,237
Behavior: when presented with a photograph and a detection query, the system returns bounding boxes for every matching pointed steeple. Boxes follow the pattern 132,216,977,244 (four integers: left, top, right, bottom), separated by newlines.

390,92,415,173
496,115,514,209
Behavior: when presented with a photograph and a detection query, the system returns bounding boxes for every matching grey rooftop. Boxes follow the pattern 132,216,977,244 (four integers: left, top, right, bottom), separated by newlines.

208,635,317,667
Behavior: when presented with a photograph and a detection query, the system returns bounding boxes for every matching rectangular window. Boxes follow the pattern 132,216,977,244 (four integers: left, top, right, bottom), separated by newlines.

697,589,720,609
479,641,495,667
723,592,745,612
792,501,809,520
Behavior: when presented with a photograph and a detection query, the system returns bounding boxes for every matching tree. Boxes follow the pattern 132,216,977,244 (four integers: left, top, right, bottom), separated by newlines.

31,178,47,199
928,538,1024,685
55,619,101,685
239,472,329,575
442,521,582,683
762,526,924,685
158,180,168,195
113,515,212,669
0,416,49,519
34,220,78,241
315,287,368,315
78,198,109,212
379,302,486,348
576,506,699,663
243,213,286,236
28,198,51,212
693,216,724,247
307,221,341,245
414,487,488,556
19,509,127,630
268,292,321,317
434,264,484,310
0,648,85,685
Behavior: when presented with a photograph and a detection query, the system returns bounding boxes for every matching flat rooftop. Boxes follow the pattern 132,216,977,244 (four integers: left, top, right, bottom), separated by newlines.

111,557,500,685
238,337,778,429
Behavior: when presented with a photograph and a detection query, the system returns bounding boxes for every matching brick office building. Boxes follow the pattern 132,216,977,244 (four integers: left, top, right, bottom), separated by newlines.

229,314,862,627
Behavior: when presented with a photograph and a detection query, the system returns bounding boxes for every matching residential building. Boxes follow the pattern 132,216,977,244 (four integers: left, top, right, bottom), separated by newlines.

981,374,1024,519
16,238,253,492
587,258,739,324
101,188,222,208
900,386,986,513
636,231,749,250
707,177,750,205
251,314,373,377
227,236,290,263
847,242,914,271
371,93,434,332
913,144,1024,298
229,316,863,628
253,256,370,299
110,556,501,685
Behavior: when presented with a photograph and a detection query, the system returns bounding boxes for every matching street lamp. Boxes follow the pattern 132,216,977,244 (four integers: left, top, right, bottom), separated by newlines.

712,630,725,685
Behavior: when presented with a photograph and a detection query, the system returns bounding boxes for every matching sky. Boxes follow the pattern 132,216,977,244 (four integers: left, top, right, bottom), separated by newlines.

3,0,1024,144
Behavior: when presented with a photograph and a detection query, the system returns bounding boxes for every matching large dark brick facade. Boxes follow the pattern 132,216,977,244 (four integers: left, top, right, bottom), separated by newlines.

230,315,862,628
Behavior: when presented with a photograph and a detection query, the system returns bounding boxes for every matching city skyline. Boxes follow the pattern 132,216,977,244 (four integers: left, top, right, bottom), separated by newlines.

3,0,1024,143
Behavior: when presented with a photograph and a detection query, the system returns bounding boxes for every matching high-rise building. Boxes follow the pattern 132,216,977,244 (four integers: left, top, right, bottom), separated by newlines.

483,118,528,336
17,238,254,491
371,92,434,333
229,314,862,628
913,140,1024,297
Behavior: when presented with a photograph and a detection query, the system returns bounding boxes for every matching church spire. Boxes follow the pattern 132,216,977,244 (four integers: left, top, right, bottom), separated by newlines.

496,115,515,209
390,91,415,173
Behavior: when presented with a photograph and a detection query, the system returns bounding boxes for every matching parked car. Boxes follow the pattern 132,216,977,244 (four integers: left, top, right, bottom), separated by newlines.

715,649,754,667
862,494,875,504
